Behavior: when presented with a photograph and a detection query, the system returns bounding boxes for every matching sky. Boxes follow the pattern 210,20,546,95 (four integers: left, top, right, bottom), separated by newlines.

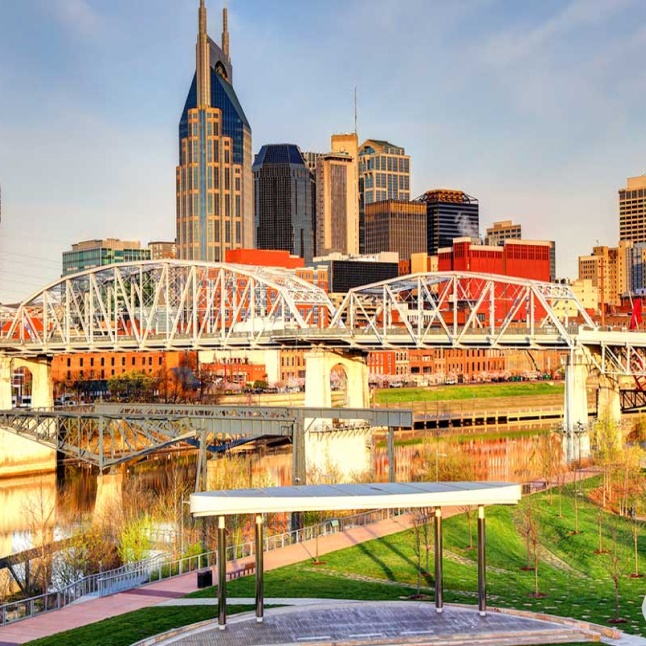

1,0,646,303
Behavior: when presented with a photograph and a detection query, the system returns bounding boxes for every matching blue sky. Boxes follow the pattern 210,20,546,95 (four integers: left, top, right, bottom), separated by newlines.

1,0,646,302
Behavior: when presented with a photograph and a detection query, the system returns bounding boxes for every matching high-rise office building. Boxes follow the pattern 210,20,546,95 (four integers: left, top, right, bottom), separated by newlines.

414,189,479,255
301,151,322,175
358,140,410,253
619,175,646,243
176,1,252,262
364,199,426,260
62,239,151,276
578,242,633,306
253,144,315,263
315,134,359,256
148,241,177,260
485,220,522,245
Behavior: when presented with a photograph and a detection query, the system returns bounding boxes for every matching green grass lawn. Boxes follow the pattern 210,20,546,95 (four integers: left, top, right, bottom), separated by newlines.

25,606,256,646
375,381,564,404
26,479,646,644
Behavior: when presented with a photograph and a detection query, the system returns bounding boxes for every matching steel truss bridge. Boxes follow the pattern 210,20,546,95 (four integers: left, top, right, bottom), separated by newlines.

2,261,646,463
0,406,411,484
0,261,644,371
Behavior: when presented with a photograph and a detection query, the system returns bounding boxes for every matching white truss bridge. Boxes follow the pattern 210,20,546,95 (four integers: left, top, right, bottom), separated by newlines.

0,261,645,382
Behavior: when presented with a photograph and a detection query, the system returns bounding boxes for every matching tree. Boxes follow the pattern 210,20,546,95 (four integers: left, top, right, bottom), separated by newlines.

513,497,544,597
629,515,643,579
107,370,155,402
604,515,627,624
594,507,608,554
591,416,623,507
409,508,433,597
22,482,57,596
461,506,475,550
118,515,152,564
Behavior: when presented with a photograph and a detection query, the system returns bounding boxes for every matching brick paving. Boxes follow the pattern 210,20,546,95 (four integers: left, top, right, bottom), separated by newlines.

150,601,601,645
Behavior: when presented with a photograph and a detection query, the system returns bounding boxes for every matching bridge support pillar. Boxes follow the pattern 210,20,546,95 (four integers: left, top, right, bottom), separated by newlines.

0,355,56,477
0,354,12,409
303,349,371,482
563,349,590,462
94,472,124,524
25,357,54,409
597,374,622,426
304,349,369,411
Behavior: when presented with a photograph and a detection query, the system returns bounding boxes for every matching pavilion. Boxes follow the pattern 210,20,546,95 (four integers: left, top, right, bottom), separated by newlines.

190,481,522,629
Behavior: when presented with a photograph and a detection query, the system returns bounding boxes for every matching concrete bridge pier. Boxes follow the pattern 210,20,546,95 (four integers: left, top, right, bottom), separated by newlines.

303,349,371,482
0,355,56,476
563,349,590,462
597,374,622,425
93,471,124,525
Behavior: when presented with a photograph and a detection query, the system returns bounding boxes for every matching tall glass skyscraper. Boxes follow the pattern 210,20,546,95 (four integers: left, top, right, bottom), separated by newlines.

414,189,479,255
253,144,315,264
176,1,253,262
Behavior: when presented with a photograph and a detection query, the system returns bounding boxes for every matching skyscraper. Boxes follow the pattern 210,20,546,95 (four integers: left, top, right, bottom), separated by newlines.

358,140,411,253
315,155,358,257
364,199,426,259
253,144,315,263
414,189,479,255
619,175,646,243
176,1,252,262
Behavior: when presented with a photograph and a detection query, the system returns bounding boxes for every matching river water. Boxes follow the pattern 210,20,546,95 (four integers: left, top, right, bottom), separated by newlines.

0,421,557,566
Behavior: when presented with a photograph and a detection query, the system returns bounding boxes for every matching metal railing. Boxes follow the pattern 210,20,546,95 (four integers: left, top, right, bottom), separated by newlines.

0,507,404,627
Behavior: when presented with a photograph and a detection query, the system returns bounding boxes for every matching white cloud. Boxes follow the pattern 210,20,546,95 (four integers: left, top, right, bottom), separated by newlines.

48,0,100,38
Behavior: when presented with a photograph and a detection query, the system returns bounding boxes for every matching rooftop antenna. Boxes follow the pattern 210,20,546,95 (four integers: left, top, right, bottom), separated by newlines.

354,85,358,135
222,0,230,61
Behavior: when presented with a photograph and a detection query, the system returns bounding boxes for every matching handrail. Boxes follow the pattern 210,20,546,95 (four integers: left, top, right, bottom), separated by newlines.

0,506,404,627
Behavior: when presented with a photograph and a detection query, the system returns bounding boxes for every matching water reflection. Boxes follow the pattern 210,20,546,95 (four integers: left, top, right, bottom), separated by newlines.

0,425,556,561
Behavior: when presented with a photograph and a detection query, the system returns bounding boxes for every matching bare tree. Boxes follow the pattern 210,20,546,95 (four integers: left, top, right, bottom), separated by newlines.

514,497,544,597
409,508,433,597
604,515,627,624
629,516,643,579
594,507,607,554
22,482,57,596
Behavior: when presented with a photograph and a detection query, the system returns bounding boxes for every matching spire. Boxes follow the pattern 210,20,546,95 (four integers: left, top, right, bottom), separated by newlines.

196,0,211,107
222,4,230,61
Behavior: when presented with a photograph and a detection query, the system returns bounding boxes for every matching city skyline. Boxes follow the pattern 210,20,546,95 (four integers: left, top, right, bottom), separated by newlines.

1,0,646,302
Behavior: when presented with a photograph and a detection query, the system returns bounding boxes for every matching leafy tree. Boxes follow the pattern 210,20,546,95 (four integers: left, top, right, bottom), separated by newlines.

118,515,152,564
107,370,155,402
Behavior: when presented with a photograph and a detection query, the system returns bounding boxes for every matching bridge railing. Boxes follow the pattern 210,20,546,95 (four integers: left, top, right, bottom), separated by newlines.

0,507,405,627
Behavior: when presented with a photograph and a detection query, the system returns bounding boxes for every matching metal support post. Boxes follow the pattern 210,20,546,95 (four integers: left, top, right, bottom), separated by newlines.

217,516,226,629
434,507,443,613
387,427,395,483
255,514,264,622
477,505,486,616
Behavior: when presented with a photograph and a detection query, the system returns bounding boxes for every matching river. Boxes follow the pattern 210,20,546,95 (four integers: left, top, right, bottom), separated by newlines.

0,421,558,565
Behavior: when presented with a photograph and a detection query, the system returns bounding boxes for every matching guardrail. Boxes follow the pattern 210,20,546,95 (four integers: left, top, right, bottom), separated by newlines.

0,507,404,627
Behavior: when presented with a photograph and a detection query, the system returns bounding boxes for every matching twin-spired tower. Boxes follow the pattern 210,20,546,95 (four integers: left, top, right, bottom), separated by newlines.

176,1,253,261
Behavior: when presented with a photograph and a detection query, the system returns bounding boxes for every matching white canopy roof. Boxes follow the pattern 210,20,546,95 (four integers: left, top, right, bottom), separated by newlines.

190,481,522,517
